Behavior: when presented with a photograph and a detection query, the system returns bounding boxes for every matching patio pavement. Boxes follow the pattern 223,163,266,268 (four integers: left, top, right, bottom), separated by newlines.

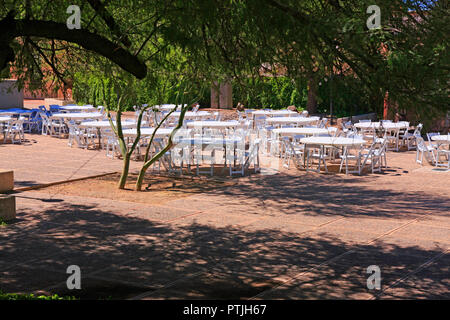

0,134,142,188
0,134,449,299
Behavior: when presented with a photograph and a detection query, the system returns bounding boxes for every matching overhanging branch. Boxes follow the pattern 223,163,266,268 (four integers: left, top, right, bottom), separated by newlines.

0,14,147,79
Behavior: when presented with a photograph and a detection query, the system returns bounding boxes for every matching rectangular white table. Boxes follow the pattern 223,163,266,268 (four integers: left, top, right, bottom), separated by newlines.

51,112,103,122
252,110,297,117
186,120,240,129
58,105,97,112
266,116,320,127
272,127,329,137
300,136,366,173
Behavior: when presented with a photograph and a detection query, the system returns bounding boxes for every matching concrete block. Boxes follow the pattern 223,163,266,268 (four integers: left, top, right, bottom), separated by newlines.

0,195,16,221
0,169,14,193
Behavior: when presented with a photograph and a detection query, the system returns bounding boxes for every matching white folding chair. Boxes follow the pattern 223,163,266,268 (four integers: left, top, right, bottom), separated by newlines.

416,136,437,165
401,123,422,150
3,119,24,144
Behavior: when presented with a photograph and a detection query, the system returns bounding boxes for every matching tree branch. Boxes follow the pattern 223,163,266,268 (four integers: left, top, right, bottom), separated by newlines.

86,0,132,48
0,13,147,79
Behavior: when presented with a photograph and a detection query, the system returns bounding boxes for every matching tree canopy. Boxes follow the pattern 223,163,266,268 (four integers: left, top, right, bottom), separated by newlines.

0,0,448,116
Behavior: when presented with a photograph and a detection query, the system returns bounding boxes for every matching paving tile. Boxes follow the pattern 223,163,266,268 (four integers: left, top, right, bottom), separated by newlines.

0,235,61,270
99,254,207,289
377,254,450,299
0,265,67,294
43,276,154,300
140,271,282,300
257,247,438,299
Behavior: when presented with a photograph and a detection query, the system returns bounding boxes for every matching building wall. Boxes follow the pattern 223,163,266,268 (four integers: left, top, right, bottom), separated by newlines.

0,79,23,108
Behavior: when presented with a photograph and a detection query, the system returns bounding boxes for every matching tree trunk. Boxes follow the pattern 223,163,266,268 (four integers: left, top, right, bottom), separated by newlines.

306,75,318,115
118,153,130,189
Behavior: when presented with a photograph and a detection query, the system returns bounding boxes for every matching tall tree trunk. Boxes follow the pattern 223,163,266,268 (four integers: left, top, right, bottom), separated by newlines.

306,75,318,115
118,153,130,189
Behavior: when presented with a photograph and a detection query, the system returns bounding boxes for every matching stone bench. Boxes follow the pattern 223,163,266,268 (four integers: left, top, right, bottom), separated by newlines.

0,169,14,193
0,195,16,221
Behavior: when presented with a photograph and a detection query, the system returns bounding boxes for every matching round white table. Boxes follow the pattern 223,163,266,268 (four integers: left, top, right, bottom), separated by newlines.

272,127,329,137
186,120,240,129
266,116,320,126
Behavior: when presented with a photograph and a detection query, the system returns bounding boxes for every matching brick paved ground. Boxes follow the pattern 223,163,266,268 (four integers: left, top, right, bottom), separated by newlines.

0,133,449,299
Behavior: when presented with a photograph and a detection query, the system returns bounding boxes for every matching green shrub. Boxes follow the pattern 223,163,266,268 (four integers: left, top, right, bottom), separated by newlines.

0,290,76,300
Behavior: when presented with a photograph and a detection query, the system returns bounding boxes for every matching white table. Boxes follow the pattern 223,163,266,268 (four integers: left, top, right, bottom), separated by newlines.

78,120,142,147
122,127,176,138
266,116,320,126
175,137,243,146
252,110,297,117
272,127,329,137
174,137,244,175
166,111,211,119
0,116,12,123
0,110,33,116
59,105,97,112
354,122,408,130
300,137,366,173
155,104,187,111
300,136,366,147
51,112,103,121
431,135,450,144
186,120,240,129
78,120,139,129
